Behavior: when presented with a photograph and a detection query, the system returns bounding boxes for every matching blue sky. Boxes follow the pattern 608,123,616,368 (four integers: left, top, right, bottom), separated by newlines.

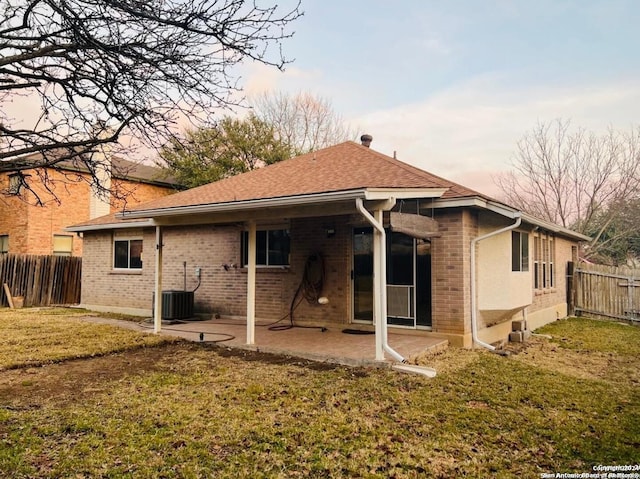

241,0,640,195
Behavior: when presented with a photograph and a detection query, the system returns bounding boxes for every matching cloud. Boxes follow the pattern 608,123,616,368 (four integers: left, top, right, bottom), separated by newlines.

352,74,640,196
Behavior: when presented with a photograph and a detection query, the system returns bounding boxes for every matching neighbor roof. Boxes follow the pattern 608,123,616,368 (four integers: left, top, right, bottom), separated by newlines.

6,151,181,188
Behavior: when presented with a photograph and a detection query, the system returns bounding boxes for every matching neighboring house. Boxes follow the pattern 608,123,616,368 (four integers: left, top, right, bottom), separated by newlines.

0,154,180,257
67,138,589,351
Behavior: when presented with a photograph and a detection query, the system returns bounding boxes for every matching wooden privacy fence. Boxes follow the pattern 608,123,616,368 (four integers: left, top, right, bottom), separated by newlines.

0,254,82,307
574,262,640,322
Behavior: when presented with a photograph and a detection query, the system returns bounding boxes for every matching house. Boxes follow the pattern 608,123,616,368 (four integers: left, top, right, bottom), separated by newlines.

0,154,180,257
67,137,589,355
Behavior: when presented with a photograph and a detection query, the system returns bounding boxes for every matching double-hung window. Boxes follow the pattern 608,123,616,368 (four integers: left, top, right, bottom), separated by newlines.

241,229,290,267
53,235,73,256
0,235,8,254
511,231,529,272
114,238,143,270
534,231,555,289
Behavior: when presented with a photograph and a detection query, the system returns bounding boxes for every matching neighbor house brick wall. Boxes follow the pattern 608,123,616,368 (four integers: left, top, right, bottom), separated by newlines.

0,169,175,257
431,209,477,336
110,179,176,212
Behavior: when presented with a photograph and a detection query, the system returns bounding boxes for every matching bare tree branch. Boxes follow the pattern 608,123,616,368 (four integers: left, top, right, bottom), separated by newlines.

0,0,301,200
496,119,640,263
250,90,358,154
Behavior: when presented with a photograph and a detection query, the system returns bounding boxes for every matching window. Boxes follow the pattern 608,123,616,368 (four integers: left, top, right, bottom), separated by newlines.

533,231,555,289
0,235,7,254
114,239,143,269
241,229,290,267
511,231,529,272
8,173,28,195
53,235,73,256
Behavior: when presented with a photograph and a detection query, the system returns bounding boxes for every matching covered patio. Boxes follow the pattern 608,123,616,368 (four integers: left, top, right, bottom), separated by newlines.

82,315,448,368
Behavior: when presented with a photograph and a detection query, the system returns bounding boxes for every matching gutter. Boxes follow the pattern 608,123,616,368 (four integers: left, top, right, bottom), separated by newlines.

66,219,155,233
470,214,522,350
118,187,447,220
431,197,590,242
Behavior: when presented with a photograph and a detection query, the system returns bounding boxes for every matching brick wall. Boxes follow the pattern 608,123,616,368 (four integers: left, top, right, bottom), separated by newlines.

0,169,175,256
110,179,176,212
80,216,353,325
81,229,156,309
431,209,476,336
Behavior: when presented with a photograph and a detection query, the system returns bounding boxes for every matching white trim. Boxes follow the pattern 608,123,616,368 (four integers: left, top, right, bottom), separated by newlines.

67,219,154,233
431,197,590,242
116,187,447,220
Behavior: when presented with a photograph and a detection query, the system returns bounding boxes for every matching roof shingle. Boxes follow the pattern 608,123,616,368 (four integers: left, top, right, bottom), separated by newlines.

125,141,488,213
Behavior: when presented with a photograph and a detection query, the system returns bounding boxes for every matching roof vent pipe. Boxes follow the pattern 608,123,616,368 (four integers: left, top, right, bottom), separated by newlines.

360,134,373,147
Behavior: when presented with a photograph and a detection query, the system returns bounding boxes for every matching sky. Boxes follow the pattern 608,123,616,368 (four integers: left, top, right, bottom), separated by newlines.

239,0,640,196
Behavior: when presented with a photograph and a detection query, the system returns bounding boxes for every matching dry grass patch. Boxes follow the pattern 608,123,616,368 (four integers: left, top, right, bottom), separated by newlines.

507,317,640,386
0,312,637,478
0,308,176,370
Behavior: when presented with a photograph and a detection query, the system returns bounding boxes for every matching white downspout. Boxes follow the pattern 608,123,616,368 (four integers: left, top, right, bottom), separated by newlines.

470,214,522,350
355,198,405,363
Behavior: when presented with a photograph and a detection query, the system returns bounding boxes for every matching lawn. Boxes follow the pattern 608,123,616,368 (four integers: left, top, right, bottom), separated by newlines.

0,309,638,478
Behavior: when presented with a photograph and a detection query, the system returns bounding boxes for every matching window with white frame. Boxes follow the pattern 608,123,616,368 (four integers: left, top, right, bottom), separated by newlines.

0,235,8,254
241,229,290,267
113,238,143,270
53,235,73,256
511,231,529,272
534,231,555,289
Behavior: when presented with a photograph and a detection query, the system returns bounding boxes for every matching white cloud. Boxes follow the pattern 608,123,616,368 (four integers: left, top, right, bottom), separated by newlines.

353,75,640,196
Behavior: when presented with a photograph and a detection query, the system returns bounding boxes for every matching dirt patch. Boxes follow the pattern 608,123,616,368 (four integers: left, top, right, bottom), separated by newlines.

0,342,343,409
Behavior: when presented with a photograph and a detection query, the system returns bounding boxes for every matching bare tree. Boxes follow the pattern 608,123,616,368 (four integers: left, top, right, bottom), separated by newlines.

250,90,357,154
0,0,301,200
496,119,640,262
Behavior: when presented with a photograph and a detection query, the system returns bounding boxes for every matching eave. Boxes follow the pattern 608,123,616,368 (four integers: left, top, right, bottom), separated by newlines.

117,187,449,221
432,197,592,242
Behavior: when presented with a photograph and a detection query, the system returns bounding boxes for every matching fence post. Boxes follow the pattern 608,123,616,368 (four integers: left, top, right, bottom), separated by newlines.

567,261,575,316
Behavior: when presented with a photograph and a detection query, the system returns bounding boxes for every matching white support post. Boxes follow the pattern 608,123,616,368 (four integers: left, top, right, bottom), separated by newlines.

246,220,257,345
153,226,163,333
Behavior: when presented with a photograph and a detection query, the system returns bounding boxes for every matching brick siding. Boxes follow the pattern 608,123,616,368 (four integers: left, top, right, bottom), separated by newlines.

0,169,174,256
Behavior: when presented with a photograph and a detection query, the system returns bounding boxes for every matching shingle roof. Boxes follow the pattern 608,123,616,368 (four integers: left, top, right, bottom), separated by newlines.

8,151,180,188
124,141,488,213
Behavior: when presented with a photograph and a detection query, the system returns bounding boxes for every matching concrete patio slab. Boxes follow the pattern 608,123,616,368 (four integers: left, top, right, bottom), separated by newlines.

81,315,447,368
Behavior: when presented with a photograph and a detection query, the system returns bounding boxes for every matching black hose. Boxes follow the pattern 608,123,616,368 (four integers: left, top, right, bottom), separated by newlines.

268,253,327,332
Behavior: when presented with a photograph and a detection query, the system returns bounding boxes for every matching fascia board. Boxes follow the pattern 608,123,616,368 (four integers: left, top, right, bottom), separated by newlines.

66,220,155,233
117,187,448,220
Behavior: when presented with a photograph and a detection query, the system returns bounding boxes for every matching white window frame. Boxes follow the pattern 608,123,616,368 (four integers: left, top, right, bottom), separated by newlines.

534,231,555,290
113,237,143,270
511,231,529,272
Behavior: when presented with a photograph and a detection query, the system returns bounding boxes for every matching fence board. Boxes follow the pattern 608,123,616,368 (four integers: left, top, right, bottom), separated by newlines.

0,254,81,307
574,262,640,322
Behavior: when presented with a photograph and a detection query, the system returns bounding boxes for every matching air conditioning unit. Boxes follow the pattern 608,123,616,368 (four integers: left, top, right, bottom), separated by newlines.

154,290,194,320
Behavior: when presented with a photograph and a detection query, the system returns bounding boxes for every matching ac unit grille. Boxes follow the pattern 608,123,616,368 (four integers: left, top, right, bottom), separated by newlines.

158,290,194,320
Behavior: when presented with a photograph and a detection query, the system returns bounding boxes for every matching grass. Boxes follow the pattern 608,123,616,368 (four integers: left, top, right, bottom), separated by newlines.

0,310,638,478
0,307,175,370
